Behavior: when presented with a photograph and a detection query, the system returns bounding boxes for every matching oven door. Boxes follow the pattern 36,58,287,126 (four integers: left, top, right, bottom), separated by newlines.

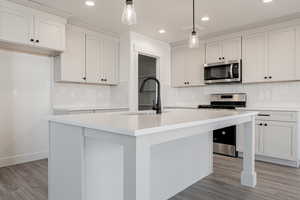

213,126,238,157
204,61,241,84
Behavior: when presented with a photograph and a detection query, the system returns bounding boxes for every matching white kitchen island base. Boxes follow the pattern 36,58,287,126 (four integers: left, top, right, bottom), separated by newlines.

49,109,258,200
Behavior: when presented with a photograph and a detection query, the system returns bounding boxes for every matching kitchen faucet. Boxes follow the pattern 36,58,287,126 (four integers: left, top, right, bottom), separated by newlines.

139,77,162,114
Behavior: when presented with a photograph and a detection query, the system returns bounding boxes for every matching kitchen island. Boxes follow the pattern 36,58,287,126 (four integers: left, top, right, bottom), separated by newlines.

48,109,258,200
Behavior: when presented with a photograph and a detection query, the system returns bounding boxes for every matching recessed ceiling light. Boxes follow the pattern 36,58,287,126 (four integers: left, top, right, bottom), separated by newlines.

158,29,166,34
201,16,210,22
85,0,95,6
262,0,273,3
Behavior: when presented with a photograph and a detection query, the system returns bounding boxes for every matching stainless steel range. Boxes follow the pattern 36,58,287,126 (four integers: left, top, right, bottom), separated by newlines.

198,93,247,157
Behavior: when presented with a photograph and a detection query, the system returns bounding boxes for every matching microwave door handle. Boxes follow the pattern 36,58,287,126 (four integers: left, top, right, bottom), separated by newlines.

229,64,234,79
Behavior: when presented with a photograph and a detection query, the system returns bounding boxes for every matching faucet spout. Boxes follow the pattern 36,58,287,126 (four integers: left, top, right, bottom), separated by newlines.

139,77,162,114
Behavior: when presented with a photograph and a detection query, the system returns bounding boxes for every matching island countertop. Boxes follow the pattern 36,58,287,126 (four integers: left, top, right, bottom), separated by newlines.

49,109,258,136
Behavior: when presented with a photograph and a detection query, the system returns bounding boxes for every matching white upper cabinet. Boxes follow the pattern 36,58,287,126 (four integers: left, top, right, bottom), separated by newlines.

102,37,119,85
243,32,267,83
34,16,66,51
205,37,241,64
55,26,119,85
222,37,242,61
205,42,221,64
86,34,102,84
297,27,300,79
171,44,205,87
0,0,66,53
243,27,297,83
171,46,186,87
54,25,86,83
0,6,33,45
268,28,296,82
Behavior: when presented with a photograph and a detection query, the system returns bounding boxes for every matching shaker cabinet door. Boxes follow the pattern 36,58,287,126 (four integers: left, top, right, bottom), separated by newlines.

102,37,119,85
34,16,66,51
171,46,186,87
206,41,221,64
242,33,267,83
268,28,296,82
86,34,102,84
261,121,296,160
57,25,86,83
222,37,241,62
0,7,33,45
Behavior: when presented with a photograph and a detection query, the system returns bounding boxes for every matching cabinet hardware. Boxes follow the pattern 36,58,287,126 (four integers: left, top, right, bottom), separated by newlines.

35,40,39,43
264,76,267,79
82,77,86,81
30,38,34,42
264,123,268,126
258,114,271,117
259,123,263,126
269,76,272,79
218,57,221,60
222,57,225,60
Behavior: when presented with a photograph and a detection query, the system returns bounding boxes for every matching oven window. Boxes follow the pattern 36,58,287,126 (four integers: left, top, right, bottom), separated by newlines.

204,64,232,80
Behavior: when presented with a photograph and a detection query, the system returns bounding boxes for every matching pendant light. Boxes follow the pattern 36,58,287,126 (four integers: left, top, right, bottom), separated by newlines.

122,0,137,25
189,0,199,48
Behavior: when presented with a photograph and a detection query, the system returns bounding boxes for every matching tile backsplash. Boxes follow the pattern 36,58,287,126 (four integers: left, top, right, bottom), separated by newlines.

165,81,300,108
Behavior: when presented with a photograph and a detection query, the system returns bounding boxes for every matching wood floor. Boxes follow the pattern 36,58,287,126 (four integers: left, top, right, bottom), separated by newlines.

0,155,300,200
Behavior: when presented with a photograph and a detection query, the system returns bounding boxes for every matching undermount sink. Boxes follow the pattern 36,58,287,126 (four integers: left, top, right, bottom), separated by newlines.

124,110,169,116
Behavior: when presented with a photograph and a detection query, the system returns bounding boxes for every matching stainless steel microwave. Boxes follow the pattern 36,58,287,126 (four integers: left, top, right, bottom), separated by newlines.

204,60,242,84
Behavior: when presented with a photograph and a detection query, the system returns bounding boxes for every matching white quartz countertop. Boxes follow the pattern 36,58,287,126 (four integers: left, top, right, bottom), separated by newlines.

53,106,129,112
49,109,258,136
237,107,300,112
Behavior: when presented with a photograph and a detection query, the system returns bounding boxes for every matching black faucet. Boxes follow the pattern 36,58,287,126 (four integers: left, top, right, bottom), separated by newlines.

139,77,162,114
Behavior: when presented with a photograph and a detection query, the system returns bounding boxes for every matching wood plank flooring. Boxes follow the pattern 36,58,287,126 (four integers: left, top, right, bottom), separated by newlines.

0,155,299,200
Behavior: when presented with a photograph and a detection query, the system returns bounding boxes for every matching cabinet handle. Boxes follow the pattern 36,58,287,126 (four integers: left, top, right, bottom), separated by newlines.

258,114,271,117
264,123,268,126
259,123,263,126
264,76,267,79
30,38,34,42
82,77,86,81
35,40,40,43
222,57,225,60
269,76,272,79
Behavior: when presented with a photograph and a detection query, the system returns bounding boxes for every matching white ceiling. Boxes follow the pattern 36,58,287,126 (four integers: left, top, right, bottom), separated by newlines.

12,0,300,43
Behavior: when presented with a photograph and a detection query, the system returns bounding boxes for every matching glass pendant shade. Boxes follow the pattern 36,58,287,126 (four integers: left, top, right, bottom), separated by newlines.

122,0,137,25
189,31,199,48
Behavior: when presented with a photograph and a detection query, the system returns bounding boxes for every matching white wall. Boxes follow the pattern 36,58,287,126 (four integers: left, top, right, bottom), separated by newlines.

0,49,51,167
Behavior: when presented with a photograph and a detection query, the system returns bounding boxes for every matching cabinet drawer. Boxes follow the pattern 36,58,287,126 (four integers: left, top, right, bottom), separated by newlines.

255,111,296,122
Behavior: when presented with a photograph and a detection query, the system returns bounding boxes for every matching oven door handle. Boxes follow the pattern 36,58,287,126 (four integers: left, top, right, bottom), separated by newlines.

229,64,234,79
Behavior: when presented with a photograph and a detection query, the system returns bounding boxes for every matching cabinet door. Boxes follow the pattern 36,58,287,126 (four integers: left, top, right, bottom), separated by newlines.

58,26,86,83
171,46,186,87
34,16,66,51
86,34,101,83
262,121,296,160
296,27,300,79
102,37,119,85
185,44,205,86
221,37,241,61
205,41,221,64
268,28,296,82
243,33,267,83
0,6,33,45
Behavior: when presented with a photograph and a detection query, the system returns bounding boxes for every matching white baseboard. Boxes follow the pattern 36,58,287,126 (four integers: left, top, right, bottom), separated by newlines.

238,152,299,168
0,151,48,168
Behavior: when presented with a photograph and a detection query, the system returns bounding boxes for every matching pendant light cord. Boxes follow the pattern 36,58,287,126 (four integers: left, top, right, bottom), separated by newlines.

193,0,195,32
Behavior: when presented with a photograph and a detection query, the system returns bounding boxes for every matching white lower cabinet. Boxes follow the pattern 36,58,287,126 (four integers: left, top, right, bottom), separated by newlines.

261,121,296,160
237,110,299,166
